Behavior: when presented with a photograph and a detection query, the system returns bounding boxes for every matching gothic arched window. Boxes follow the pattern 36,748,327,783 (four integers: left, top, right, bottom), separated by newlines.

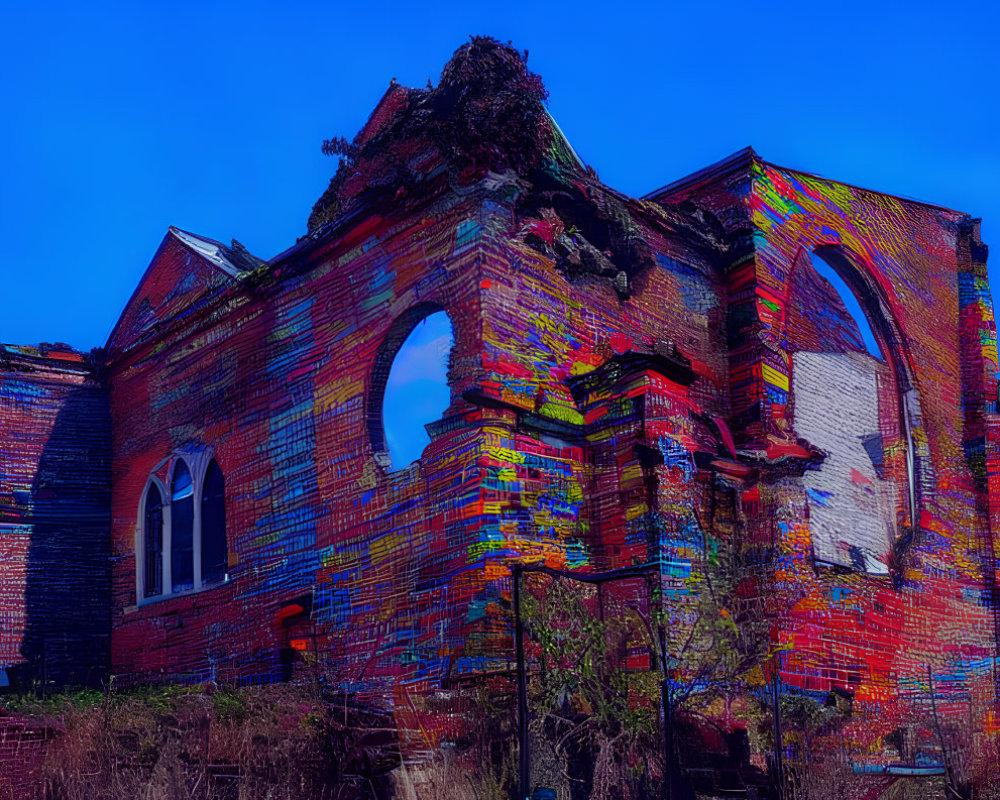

143,483,164,598
137,450,230,603
170,459,195,593
785,247,917,576
201,460,226,585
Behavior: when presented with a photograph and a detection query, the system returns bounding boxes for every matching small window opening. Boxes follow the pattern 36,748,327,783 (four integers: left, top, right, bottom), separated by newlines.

171,460,194,593
810,252,882,359
201,460,226,585
382,311,453,469
143,484,163,598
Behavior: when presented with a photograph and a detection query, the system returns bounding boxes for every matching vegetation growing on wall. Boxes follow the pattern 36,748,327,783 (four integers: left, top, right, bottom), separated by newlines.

310,36,733,300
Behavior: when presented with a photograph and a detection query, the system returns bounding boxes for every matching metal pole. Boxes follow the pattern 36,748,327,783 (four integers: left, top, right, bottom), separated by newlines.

927,664,957,793
513,563,529,800
772,660,784,800
507,560,659,800
658,623,673,800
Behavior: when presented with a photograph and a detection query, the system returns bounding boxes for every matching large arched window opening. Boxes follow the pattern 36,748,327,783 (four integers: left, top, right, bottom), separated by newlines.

170,459,195,593
201,460,227,585
784,247,921,576
368,305,454,471
808,253,883,360
143,483,164,599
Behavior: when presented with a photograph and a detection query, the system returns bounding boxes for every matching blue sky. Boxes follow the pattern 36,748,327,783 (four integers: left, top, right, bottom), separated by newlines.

383,313,453,469
2,1,998,351
811,253,883,359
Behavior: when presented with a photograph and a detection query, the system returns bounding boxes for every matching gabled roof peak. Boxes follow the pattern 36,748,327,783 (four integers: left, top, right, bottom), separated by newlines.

645,147,967,216
168,227,264,277
643,147,756,201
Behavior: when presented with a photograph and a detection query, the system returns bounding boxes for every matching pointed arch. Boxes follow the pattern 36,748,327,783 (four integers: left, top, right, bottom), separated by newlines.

810,244,926,526
139,478,167,599
136,448,230,603
201,459,227,585
782,244,926,576
170,458,195,593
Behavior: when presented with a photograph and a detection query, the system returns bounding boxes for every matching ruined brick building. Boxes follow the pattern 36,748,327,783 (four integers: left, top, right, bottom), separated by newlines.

2,38,998,790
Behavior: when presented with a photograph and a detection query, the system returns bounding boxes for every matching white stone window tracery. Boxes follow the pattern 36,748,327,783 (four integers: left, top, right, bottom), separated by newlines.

136,447,228,603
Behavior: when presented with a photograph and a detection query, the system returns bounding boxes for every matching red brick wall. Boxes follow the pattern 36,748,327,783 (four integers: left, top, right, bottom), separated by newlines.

0,345,109,689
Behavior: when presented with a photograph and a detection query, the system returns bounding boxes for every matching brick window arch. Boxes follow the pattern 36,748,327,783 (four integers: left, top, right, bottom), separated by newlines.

784,245,924,577
367,303,454,470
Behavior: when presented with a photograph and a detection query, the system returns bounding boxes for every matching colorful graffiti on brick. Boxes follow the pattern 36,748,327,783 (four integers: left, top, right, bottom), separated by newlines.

1,36,998,797
0,344,109,689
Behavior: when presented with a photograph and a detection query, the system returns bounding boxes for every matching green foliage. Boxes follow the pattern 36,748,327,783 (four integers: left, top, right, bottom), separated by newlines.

522,576,661,799
309,36,552,233
208,687,250,724
0,686,104,715
515,481,778,798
